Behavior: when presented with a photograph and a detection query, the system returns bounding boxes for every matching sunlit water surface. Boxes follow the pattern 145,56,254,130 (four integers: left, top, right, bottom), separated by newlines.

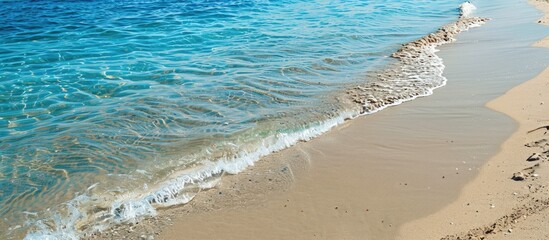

0,0,466,237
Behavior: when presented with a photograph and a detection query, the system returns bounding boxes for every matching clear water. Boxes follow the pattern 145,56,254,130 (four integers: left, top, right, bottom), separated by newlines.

0,0,466,238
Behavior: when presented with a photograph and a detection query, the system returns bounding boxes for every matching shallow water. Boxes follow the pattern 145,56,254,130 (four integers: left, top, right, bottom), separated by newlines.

1,0,471,238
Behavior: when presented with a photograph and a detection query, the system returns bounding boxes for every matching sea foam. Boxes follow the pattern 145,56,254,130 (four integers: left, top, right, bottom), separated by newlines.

25,111,358,239
347,2,488,114
460,2,478,18
24,2,487,239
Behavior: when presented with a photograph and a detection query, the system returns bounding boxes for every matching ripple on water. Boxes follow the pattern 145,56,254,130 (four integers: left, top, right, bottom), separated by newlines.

0,0,468,238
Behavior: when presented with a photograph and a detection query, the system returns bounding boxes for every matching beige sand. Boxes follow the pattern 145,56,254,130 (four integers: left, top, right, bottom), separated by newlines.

398,1,549,239
95,85,507,239
155,108,499,240
532,36,549,48
399,67,549,240
533,0,549,48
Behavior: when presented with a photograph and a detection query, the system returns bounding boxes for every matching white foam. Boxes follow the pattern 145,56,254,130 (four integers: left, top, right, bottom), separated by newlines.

24,2,486,239
358,2,486,115
361,44,448,115
460,2,477,18
24,110,358,239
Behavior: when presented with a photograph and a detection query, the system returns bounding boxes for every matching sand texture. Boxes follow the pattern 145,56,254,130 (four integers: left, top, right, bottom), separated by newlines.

398,1,549,239
533,0,549,48
532,0,549,25
399,67,549,240
533,36,549,48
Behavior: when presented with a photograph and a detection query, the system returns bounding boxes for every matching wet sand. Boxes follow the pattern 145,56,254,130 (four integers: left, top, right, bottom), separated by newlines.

401,60,549,240
87,0,549,239
400,0,549,239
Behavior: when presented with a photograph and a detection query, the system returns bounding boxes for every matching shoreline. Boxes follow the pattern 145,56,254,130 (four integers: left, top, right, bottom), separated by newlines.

72,3,487,240
83,1,549,239
27,4,483,238
399,0,549,239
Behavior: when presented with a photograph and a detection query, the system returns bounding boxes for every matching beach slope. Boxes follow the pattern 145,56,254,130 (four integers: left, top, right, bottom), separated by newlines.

398,1,549,239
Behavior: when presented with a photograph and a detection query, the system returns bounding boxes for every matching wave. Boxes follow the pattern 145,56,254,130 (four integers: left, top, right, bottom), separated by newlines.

347,2,488,114
23,2,487,239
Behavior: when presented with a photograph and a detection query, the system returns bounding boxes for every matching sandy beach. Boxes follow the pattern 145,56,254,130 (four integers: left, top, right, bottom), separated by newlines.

86,1,549,240
401,61,549,240
400,0,549,239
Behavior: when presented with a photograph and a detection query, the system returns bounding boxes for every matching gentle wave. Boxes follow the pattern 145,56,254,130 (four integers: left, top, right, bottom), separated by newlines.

25,111,358,239
347,2,488,114
21,2,487,239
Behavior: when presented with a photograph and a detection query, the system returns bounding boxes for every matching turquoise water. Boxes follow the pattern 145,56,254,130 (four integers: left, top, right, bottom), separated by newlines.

1,0,467,238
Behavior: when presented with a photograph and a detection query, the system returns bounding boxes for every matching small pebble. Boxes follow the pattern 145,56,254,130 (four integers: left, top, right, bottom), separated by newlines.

512,172,526,181
527,153,540,162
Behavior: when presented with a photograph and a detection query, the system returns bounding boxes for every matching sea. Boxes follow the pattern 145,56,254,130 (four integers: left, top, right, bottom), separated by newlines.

1,0,478,238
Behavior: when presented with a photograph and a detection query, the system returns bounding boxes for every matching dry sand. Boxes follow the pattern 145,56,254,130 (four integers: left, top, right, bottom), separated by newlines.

400,66,549,240
86,1,549,240
533,0,549,48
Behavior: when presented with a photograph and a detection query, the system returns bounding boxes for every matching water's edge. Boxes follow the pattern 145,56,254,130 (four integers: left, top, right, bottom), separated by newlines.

22,3,487,239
